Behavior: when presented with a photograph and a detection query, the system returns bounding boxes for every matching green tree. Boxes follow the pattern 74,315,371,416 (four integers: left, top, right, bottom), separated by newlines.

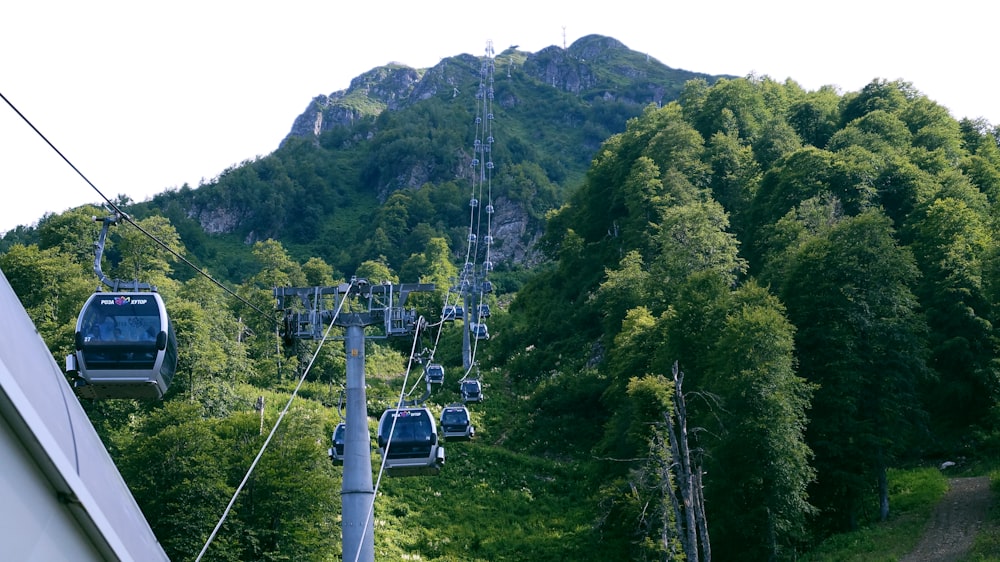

36,205,106,266
781,211,929,531
907,197,997,434
839,79,914,125
0,243,93,353
400,237,457,307
115,402,241,561
173,274,251,411
706,129,761,237
752,117,802,170
690,76,780,143
649,198,747,305
593,251,653,337
621,156,666,256
703,281,815,561
597,305,662,459
355,255,397,283
222,411,339,560
247,239,307,288
110,215,184,287
239,239,306,386
787,86,840,148
302,256,338,286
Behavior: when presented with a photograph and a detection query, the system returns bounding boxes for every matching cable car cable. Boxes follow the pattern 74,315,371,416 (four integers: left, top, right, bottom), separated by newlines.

459,41,496,382
1,90,277,326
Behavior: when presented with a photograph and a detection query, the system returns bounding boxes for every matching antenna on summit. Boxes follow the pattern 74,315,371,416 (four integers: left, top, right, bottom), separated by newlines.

562,26,566,49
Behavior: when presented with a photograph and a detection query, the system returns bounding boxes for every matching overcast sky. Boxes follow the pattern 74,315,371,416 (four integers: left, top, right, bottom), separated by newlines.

1,0,995,233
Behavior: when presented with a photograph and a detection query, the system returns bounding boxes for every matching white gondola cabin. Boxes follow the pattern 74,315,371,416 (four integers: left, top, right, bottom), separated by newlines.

470,322,489,340
440,405,475,441
426,363,445,384
69,291,177,400
377,407,445,476
460,379,483,403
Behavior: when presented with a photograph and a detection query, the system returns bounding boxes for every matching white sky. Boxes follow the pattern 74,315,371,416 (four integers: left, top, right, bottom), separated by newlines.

1,0,995,234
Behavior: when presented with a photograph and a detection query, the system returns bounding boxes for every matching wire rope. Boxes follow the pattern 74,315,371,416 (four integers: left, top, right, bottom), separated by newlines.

0,90,277,325
460,40,497,381
402,42,499,397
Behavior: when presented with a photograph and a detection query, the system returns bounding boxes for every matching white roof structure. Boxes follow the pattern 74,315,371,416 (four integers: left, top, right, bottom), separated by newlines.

0,268,168,561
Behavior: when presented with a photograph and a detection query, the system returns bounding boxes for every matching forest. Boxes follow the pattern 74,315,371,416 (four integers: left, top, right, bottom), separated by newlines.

2,41,1000,561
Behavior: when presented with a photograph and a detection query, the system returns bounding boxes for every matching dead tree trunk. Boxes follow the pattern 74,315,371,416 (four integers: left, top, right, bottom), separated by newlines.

693,452,711,562
657,432,683,561
664,361,711,562
878,446,890,522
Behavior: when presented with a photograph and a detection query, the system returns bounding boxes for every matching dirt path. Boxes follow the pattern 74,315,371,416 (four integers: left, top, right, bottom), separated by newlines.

900,476,991,562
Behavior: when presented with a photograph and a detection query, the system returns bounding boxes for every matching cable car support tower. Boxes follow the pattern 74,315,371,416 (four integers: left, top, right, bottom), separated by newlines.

452,40,498,375
275,278,432,562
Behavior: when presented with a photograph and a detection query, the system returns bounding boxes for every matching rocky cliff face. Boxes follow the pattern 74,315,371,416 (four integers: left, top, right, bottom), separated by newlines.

284,35,721,144
285,64,425,140
489,194,543,266
521,35,685,106
284,55,485,142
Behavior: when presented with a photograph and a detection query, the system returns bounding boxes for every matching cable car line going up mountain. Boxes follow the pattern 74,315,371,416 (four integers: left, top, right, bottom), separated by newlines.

3,41,502,560
457,40,497,390
422,41,499,404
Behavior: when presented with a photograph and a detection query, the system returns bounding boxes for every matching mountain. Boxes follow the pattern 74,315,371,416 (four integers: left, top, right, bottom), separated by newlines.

113,35,731,281
5,30,1000,562
285,35,726,143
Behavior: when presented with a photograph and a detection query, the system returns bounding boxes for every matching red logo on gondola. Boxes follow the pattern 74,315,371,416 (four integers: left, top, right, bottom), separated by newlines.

104,296,148,305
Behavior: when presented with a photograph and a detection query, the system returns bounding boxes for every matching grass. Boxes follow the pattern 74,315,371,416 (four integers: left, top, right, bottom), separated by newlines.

371,443,608,562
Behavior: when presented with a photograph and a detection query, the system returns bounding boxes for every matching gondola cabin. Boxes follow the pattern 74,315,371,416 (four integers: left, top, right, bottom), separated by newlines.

442,304,466,321
68,291,177,400
328,422,346,465
470,322,489,340
442,305,457,322
460,379,483,403
440,405,475,441
426,363,445,384
377,407,445,476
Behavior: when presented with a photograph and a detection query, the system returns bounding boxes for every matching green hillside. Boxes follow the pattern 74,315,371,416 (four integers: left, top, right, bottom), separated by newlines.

2,35,1000,561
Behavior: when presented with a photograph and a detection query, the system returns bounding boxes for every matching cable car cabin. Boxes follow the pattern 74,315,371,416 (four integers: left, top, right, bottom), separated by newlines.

377,407,445,477
470,322,489,340
441,304,466,321
426,363,445,384
440,405,475,441
460,379,483,403
328,422,346,465
69,292,177,400
476,304,491,318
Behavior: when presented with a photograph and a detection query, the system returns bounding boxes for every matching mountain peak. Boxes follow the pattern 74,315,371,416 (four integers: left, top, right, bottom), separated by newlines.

284,36,730,143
